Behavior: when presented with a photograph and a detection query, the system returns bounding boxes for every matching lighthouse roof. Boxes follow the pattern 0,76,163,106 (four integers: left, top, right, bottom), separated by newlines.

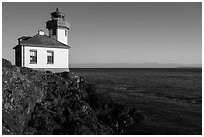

51,8,65,20
14,34,70,49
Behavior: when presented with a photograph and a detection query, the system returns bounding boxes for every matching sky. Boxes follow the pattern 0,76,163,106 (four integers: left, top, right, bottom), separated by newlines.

2,2,202,65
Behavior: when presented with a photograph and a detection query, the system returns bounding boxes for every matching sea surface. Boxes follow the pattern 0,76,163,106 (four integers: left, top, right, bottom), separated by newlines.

71,68,202,135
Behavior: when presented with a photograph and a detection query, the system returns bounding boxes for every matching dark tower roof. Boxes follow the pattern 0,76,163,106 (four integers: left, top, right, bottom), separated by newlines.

51,8,65,21
46,8,70,30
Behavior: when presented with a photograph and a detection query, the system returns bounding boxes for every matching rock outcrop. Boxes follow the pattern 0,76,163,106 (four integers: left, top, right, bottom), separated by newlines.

2,58,146,135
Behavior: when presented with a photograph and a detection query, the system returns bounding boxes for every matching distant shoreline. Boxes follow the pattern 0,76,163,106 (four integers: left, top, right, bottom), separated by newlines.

70,63,201,68
70,67,202,69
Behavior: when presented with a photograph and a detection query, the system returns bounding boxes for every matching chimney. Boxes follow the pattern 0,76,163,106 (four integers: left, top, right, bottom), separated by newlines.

38,30,45,35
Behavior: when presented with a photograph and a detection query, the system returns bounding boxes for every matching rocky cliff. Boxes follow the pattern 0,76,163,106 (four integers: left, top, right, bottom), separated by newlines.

2,58,145,135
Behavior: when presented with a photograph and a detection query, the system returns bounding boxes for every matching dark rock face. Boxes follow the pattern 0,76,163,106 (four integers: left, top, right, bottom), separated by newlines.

2,58,12,67
2,66,44,134
2,59,146,135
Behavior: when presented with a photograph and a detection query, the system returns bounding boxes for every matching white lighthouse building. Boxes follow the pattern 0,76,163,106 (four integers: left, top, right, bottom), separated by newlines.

13,9,71,72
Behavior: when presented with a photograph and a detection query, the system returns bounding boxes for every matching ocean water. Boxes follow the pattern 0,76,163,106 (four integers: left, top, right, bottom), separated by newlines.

71,68,202,135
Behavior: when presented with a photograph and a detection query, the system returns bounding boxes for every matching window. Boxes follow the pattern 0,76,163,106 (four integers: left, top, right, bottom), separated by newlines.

30,50,37,64
49,29,53,36
47,51,54,64
65,30,68,36
53,29,56,35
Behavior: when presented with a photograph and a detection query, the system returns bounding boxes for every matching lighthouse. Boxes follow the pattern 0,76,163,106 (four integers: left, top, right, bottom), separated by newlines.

13,8,70,72
46,8,70,45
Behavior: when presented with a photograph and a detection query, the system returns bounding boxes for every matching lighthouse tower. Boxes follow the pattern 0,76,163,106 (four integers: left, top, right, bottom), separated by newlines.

46,8,70,45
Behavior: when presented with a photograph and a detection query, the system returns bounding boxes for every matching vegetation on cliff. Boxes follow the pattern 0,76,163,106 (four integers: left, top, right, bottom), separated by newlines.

2,58,145,135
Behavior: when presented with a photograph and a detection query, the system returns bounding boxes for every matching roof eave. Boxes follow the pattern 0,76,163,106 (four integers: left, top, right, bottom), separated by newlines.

19,43,71,49
13,44,21,49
